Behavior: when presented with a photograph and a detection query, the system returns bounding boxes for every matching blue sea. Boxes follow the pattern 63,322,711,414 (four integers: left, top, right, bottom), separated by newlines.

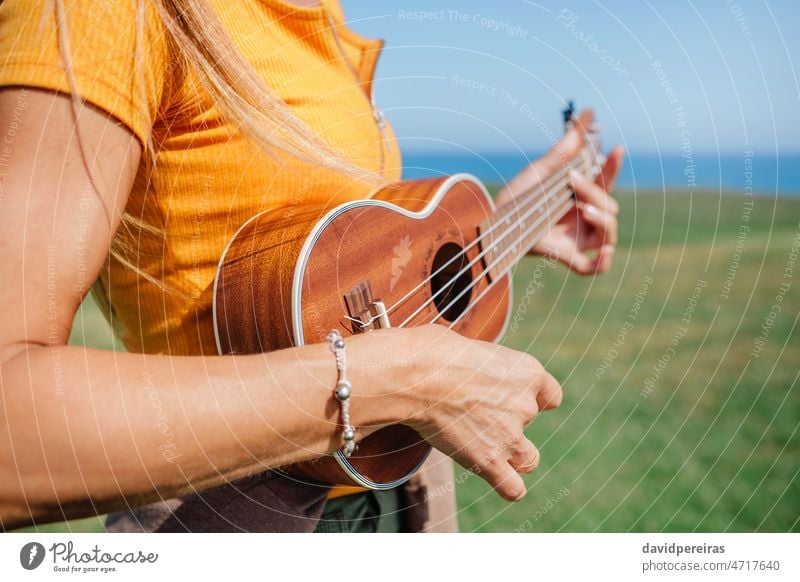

401,151,800,196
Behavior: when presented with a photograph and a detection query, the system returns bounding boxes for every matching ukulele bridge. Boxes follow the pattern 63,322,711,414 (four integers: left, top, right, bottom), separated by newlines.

343,280,391,333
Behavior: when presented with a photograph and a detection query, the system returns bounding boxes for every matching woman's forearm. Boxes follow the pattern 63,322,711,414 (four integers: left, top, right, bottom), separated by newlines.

0,339,411,530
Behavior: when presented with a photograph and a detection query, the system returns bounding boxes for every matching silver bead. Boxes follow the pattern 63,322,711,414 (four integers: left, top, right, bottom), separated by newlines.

343,428,355,441
342,441,355,456
335,381,351,401
334,338,345,350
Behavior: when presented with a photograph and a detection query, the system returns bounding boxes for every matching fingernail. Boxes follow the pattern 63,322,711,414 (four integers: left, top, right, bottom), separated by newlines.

569,169,582,184
584,203,600,217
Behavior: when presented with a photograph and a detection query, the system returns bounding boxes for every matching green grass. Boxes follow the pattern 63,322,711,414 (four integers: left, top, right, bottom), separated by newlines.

457,189,800,532
17,189,800,533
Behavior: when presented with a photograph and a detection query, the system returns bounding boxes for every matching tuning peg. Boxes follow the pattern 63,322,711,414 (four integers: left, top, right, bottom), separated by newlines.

562,100,576,129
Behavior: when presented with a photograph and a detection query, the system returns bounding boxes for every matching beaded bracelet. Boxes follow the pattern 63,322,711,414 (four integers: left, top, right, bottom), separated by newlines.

326,330,356,456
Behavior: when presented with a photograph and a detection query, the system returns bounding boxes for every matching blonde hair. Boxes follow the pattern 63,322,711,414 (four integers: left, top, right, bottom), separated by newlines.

52,0,379,290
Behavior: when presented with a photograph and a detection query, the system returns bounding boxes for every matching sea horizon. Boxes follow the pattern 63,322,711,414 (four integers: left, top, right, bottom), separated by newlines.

401,151,800,196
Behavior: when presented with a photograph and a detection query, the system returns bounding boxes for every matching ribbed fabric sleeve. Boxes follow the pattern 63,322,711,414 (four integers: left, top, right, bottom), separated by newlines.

0,0,170,146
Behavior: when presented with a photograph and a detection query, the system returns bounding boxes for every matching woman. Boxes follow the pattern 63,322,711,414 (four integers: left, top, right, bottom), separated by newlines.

0,0,622,533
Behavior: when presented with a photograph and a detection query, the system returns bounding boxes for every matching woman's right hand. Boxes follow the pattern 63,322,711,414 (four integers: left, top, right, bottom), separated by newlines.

348,325,563,502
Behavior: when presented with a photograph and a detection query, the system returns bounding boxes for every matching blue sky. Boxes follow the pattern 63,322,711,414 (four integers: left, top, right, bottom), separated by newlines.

340,1,800,156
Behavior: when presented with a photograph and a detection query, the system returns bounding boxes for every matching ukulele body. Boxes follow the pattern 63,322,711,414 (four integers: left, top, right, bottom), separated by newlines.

213,173,512,488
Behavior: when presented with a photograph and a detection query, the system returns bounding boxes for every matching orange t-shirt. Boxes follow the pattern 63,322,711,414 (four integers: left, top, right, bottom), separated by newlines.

0,0,401,497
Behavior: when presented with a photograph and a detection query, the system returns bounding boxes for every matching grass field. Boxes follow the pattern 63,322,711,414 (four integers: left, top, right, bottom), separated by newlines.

18,189,800,533
459,189,800,532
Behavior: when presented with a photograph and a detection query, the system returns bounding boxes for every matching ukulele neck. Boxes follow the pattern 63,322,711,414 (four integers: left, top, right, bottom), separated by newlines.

479,147,601,281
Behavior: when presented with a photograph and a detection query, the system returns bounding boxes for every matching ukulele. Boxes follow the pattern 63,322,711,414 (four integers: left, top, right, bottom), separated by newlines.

212,106,605,489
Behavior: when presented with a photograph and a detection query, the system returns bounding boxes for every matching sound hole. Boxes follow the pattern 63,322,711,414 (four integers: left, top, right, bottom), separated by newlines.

430,242,472,322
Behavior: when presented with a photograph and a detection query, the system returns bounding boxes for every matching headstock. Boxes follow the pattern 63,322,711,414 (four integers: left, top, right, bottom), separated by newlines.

563,101,605,179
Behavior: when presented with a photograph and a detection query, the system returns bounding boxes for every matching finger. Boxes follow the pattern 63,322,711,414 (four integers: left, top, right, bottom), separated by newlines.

589,244,616,274
535,237,594,275
564,244,615,276
532,108,595,177
536,369,563,411
508,438,541,475
571,169,619,215
579,202,618,247
595,146,625,193
481,458,528,501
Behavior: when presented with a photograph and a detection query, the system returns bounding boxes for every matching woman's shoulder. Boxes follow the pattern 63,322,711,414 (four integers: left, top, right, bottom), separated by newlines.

0,0,173,146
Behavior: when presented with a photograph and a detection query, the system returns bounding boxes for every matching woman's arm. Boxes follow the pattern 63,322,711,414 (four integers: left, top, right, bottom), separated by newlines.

0,88,363,527
0,88,561,530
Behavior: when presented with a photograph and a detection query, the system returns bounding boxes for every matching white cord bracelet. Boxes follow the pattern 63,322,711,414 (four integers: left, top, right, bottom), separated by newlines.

326,330,356,456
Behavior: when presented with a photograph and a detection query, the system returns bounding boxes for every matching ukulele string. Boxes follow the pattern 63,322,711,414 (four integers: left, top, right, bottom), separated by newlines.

415,188,575,329
395,179,575,329
449,127,618,328
444,193,576,330
394,157,594,329
383,153,588,318
383,153,594,322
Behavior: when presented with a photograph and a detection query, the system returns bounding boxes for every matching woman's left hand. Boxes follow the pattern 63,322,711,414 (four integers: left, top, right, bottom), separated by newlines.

494,108,624,275
531,146,624,275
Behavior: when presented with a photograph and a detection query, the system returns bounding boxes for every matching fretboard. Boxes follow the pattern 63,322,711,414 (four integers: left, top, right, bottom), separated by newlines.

479,149,596,281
